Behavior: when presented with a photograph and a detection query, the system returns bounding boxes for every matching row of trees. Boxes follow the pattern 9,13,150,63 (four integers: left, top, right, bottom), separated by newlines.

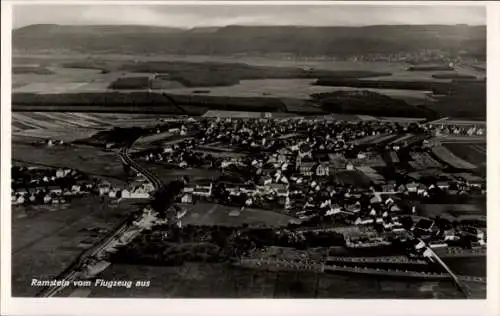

111,224,347,266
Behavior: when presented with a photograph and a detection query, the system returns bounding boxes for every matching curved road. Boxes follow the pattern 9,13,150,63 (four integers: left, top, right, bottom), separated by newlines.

119,147,163,190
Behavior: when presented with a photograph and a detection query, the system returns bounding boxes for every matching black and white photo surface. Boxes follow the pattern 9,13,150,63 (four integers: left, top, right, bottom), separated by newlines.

5,2,489,302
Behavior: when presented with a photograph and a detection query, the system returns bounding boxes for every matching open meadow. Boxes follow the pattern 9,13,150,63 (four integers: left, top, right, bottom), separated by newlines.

12,55,485,118
12,197,147,296
443,143,486,169
164,79,434,105
12,143,127,185
431,146,478,170
416,203,486,222
181,202,296,228
82,262,464,298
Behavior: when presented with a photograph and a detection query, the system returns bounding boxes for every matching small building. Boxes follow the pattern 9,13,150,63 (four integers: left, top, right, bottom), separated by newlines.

48,186,63,195
354,217,374,225
56,169,65,178
43,195,52,204
17,188,29,196
370,194,382,204
385,197,395,205
129,191,150,199
193,183,213,197
437,181,450,190
325,206,342,216
299,162,316,176
357,153,367,159
382,184,395,192
406,183,418,193
314,163,330,177
417,185,428,195
163,147,173,153
181,194,193,204
245,198,253,206
14,195,25,205
346,202,361,213
260,176,273,186
443,229,459,241
183,187,195,193
108,190,117,199
270,183,289,197
71,185,81,193
120,189,130,198
390,204,401,213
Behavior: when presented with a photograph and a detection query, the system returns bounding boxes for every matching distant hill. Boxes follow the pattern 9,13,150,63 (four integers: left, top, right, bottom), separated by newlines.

13,24,185,35
13,24,485,59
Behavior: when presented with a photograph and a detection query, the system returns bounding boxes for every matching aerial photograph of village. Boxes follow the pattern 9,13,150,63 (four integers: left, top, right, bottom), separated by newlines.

10,4,486,299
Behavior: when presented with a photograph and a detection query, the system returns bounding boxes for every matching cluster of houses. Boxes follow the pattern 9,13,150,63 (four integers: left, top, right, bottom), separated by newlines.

11,166,94,206
34,138,66,147
428,124,485,137
163,118,484,211
11,165,157,206
192,117,405,155
180,182,214,204
98,179,154,200
131,117,485,251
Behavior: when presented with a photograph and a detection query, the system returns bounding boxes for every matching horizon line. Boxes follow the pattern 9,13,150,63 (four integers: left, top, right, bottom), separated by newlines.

14,23,487,30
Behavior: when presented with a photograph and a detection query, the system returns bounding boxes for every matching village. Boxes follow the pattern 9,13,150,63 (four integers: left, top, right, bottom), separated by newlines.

11,165,155,206
11,115,487,299
126,116,486,254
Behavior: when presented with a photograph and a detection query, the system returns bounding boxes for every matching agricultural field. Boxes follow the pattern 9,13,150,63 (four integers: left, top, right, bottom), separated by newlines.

389,133,414,145
12,67,120,93
431,146,478,170
12,112,113,131
323,87,434,105
356,166,385,184
334,170,371,187
351,154,387,168
11,112,155,131
202,110,268,118
109,76,151,90
368,134,400,146
181,202,296,228
352,134,387,145
327,154,349,169
12,128,98,144
158,79,431,106
352,133,398,146
281,98,325,114
11,56,476,117
12,196,147,296
444,257,486,279
409,152,444,170
136,162,222,184
443,143,486,169
151,78,185,90
11,112,172,144
134,131,181,146
12,143,127,185
416,204,486,222
84,261,463,298
191,150,246,159
160,79,333,98
389,152,400,163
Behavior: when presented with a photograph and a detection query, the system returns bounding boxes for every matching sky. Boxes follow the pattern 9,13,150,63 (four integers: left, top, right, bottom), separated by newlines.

13,4,486,29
